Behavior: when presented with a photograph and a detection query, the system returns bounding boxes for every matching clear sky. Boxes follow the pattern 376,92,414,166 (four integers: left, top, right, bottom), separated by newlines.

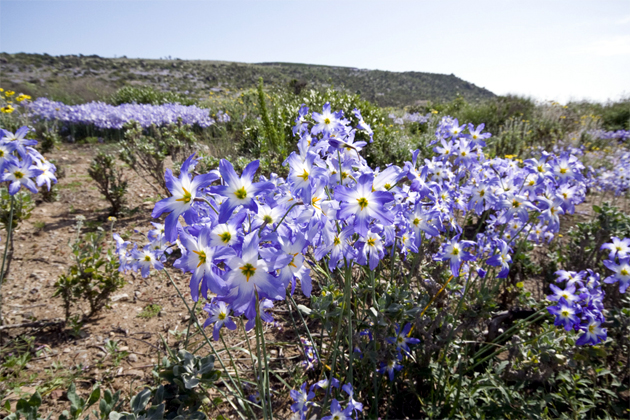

1,0,629,103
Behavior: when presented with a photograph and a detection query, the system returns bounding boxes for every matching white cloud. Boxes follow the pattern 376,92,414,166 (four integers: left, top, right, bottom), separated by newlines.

575,35,630,57
616,15,630,24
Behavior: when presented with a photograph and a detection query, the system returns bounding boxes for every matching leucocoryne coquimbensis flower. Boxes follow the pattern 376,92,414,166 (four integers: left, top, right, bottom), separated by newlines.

27,97,216,130
0,126,57,196
113,103,628,418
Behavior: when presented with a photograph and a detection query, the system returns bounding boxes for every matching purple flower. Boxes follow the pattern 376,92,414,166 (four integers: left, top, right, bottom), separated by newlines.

174,227,235,300
290,382,315,420
1,154,41,195
602,257,630,293
322,399,353,420
1,127,37,158
386,323,420,355
335,172,394,237
547,298,582,331
342,383,364,415
211,159,274,223
601,236,630,260
152,154,219,242
202,301,237,341
219,231,291,319
311,377,340,393
575,317,607,346
435,235,476,277
378,357,402,382
485,240,512,278
131,246,165,278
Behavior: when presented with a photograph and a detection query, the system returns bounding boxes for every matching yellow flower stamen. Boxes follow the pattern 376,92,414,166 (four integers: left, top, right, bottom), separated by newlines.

234,186,247,200
175,187,192,204
240,263,256,282
219,231,231,243
192,249,207,268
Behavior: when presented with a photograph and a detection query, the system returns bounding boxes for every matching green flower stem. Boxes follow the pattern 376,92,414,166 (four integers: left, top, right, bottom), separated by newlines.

184,299,199,347
161,270,255,418
344,264,354,385
221,333,246,398
321,284,349,411
256,301,273,420
0,196,14,326
252,296,269,420
288,295,320,361
272,202,300,233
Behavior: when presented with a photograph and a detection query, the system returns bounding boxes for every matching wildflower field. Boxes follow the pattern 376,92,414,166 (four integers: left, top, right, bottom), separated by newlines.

0,79,628,420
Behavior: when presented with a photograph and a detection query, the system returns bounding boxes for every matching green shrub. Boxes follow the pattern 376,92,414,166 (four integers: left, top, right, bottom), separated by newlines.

119,120,197,196
110,86,196,106
37,129,61,154
600,99,630,131
53,216,125,320
88,152,128,215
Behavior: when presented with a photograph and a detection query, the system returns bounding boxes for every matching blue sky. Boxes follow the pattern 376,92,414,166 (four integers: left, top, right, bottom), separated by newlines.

1,0,629,103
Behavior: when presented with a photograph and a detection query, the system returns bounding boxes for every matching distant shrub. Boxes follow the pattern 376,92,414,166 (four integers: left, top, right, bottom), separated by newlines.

242,82,409,168
120,120,197,196
37,129,61,154
599,99,630,131
110,86,196,106
53,216,125,320
88,152,128,215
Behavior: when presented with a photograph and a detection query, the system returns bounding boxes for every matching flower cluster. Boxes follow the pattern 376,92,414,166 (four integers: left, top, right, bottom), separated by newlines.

300,336,319,371
591,150,630,196
290,380,362,420
27,97,216,129
588,129,630,142
547,269,608,346
546,237,630,346
389,111,431,125
112,222,169,278
115,102,601,357
0,127,57,195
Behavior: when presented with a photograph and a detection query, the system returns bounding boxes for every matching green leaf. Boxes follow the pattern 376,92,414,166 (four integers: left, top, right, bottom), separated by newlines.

130,389,151,414
67,383,80,409
86,386,100,408
28,391,42,408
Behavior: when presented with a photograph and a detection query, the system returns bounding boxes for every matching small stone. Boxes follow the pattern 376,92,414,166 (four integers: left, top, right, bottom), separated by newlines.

96,351,106,358
111,293,129,302
63,348,71,353
29,271,45,281
119,346,129,352
124,369,143,378
128,354,138,363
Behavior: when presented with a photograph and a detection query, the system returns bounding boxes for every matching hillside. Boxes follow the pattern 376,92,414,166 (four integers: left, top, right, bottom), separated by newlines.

0,53,495,106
